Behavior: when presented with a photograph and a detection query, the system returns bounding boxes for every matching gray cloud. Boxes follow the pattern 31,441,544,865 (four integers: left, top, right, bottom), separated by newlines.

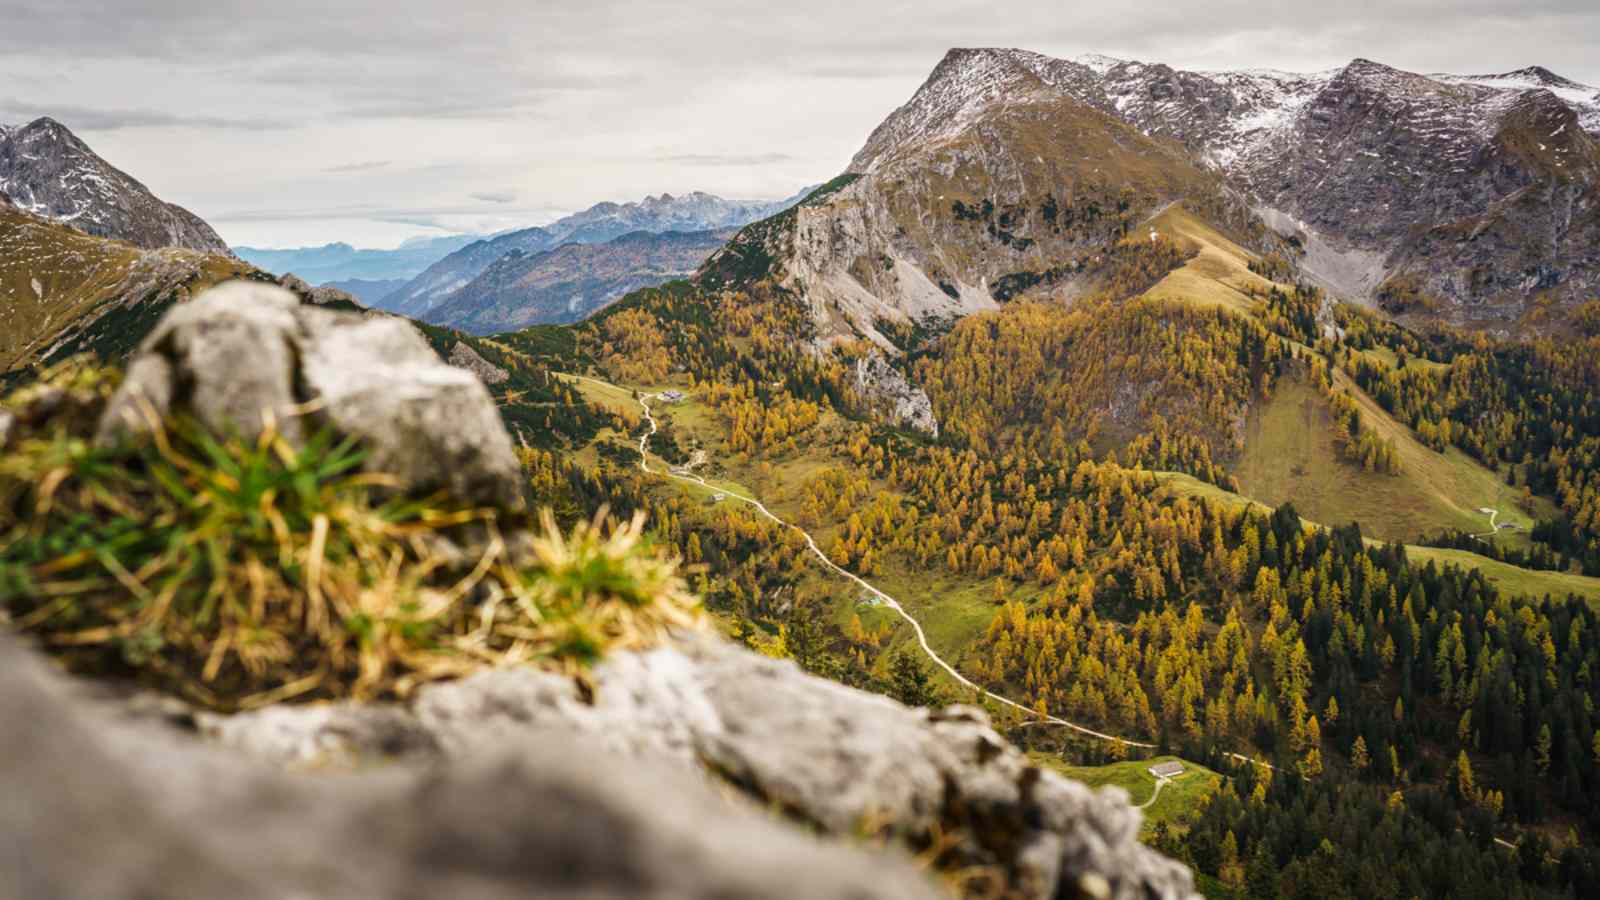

657,152,797,167
324,160,392,173
211,202,558,223
0,98,285,131
470,191,518,203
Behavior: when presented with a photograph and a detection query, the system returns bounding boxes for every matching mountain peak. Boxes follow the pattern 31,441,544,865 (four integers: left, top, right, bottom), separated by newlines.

1332,57,1410,83
0,114,227,253
12,116,89,150
849,47,1086,173
1071,52,1129,75
1498,65,1582,88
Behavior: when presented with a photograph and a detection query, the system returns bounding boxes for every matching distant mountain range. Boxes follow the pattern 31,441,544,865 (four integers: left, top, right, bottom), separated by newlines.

318,278,411,306
424,228,736,333
381,188,814,322
232,188,816,328
233,234,481,285
0,114,817,341
0,117,228,254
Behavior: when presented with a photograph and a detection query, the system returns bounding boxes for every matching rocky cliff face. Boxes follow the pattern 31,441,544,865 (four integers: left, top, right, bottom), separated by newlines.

701,49,1233,348
384,189,813,319
853,351,939,436
0,117,229,254
424,228,734,333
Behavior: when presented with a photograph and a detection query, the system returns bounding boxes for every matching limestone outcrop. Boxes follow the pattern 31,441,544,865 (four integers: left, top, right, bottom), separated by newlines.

0,633,941,900
96,281,525,510
200,638,1199,900
853,351,940,436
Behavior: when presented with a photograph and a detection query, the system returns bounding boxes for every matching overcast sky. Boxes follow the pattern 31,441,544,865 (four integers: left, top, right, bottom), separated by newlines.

3,1,1595,249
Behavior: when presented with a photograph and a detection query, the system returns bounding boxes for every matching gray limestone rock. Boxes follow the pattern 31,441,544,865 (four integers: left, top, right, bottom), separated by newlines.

0,632,944,900
448,340,510,385
853,351,939,436
95,280,525,510
205,638,1200,900
277,272,369,310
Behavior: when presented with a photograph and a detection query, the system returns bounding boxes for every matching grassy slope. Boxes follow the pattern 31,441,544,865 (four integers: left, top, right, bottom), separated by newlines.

1144,205,1555,555
1231,375,1550,545
1402,546,1600,605
1141,205,1275,316
1031,754,1224,834
0,207,254,373
1157,472,1600,605
1,208,140,370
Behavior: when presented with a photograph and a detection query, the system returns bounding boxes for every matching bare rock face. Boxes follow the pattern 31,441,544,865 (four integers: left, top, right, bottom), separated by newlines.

0,117,229,254
276,272,369,310
0,633,943,900
853,352,939,436
447,340,510,385
699,50,1222,348
203,638,1199,900
96,281,525,510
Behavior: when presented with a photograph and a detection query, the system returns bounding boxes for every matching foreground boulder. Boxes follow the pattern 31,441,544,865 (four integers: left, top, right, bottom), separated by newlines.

96,281,523,510
0,633,942,900
202,638,1199,900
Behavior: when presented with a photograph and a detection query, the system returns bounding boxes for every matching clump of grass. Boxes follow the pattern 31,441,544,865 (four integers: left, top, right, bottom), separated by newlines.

0,358,701,710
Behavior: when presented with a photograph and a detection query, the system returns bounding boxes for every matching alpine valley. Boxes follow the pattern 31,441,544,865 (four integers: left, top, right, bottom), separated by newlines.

6,44,1600,900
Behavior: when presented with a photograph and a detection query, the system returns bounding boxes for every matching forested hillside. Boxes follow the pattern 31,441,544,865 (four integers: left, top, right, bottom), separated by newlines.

449,181,1600,897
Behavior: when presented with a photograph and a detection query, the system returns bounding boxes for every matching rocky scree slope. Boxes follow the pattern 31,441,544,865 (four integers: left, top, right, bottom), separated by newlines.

424,227,735,332
384,189,813,319
0,117,229,254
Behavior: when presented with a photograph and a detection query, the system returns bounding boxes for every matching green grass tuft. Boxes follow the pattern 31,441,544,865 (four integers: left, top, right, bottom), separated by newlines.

1,358,702,710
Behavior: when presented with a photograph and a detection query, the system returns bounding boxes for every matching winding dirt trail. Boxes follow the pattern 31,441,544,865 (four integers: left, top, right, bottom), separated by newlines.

1470,507,1501,541
1136,775,1175,810
567,373,1281,771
